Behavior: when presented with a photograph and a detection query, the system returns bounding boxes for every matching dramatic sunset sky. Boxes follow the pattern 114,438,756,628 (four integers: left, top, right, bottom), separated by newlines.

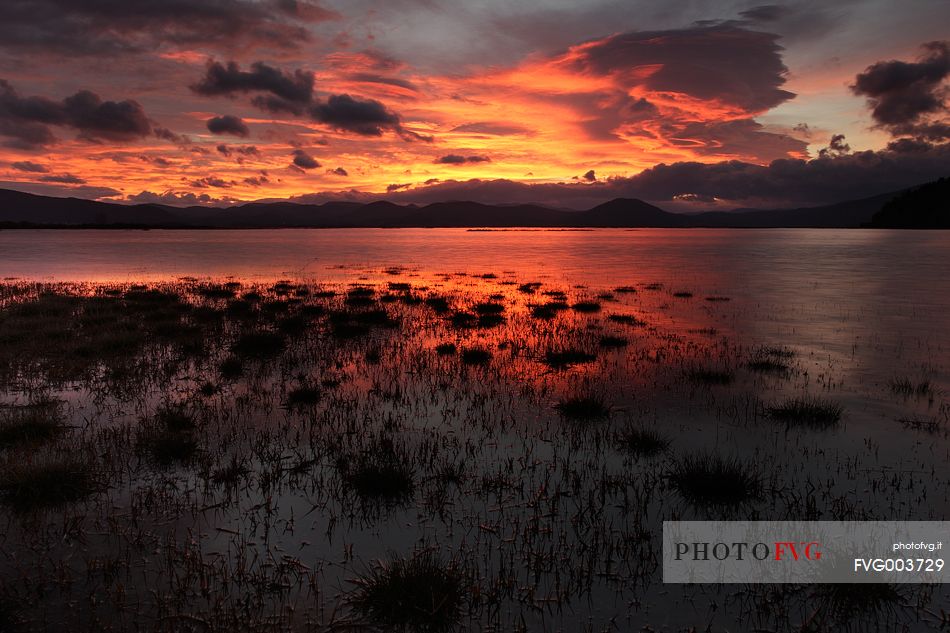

0,0,948,210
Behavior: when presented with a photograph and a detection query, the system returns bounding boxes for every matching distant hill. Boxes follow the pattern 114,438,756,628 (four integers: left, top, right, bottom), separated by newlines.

688,192,899,228
868,177,949,228
0,188,179,225
0,183,933,229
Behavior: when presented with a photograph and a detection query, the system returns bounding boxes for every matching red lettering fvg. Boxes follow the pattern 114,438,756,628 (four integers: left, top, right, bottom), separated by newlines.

773,541,822,561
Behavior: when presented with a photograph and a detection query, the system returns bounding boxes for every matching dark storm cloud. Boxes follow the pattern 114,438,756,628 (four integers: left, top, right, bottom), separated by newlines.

328,167,348,176
348,73,418,92
818,133,850,158
582,169,596,181
129,190,232,206
39,173,86,184
192,61,315,107
292,149,320,169
153,127,188,144
309,94,409,137
451,122,532,136
217,144,259,157
738,5,788,22
852,41,950,138
569,24,794,112
191,62,425,141
206,115,250,137
272,0,339,22
0,79,152,148
190,176,235,188
668,119,808,162
435,154,490,164
11,160,48,173
243,174,270,186
0,0,336,56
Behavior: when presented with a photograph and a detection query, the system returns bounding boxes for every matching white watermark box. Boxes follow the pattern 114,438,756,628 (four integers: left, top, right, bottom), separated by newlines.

663,521,949,583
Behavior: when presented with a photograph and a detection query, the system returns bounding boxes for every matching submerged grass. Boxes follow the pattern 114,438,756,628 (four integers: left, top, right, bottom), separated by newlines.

767,397,842,428
615,427,670,458
0,456,97,511
0,399,64,448
350,549,465,633
461,347,492,366
339,440,415,502
669,454,762,508
686,367,734,385
544,349,597,368
555,396,610,420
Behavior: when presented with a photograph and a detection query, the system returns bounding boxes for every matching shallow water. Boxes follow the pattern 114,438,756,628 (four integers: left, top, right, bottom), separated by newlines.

0,228,949,631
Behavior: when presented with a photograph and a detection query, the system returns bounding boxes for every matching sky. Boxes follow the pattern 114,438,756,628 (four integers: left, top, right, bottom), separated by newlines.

0,0,948,210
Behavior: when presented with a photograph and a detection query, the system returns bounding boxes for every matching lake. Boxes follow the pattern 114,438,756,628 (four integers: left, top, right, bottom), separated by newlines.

1,227,949,631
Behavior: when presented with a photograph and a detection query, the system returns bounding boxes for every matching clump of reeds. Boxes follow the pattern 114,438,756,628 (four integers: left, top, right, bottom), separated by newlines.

285,385,322,408
607,314,645,326
555,396,610,420
599,335,629,348
571,301,601,313
137,405,199,466
461,347,492,366
338,440,415,501
811,583,904,624
686,367,735,385
435,343,457,355
767,397,842,428
890,377,933,397
0,398,64,448
349,549,465,633
615,427,670,458
544,349,597,369
0,456,97,511
231,331,287,359
668,454,762,507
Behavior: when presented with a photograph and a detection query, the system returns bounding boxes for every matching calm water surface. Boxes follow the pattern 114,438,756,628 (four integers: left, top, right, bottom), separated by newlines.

2,228,950,631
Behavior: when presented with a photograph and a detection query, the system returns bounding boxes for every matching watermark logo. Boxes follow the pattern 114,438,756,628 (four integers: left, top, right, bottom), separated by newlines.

663,521,947,583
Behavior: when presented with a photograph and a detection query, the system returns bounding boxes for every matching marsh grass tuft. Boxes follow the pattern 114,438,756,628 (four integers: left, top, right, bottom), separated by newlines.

219,356,244,378
0,399,64,448
137,406,199,466
555,396,610,420
232,331,286,359
0,457,97,511
530,302,568,320
339,440,415,501
813,583,904,623
461,347,492,366
473,301,504,315
615,427,670,457
544,349,597,369
286,385,322,408
686,367,734,385
599,335,629,348
424,296,451,314
607,314,645,327
747,358,791,373
669,454,762,508
435,342,457,355
571,301,602,313
890,377,933,397
349,549,464,633
767,397,842,428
